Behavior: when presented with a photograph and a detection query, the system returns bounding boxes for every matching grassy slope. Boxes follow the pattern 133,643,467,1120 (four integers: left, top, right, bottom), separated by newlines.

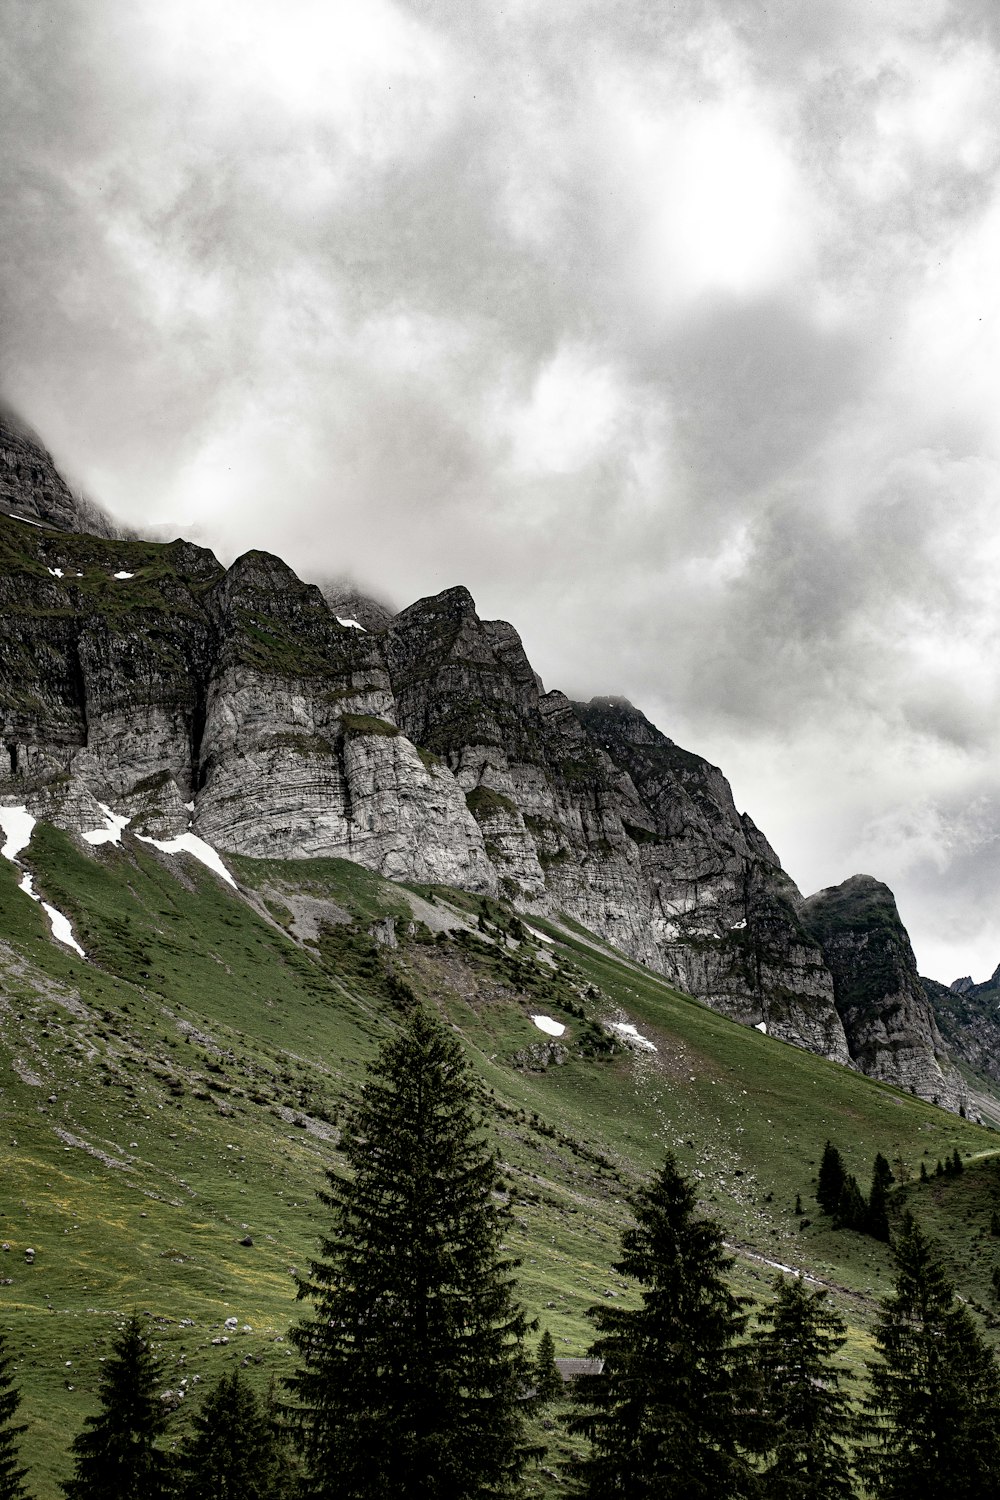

0,827,998,1495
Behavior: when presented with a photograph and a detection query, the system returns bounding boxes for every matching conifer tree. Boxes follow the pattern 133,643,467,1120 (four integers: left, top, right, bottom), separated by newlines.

866,1153,894,1242
0,1331,30,1500
817,1142,846,1216
568,1152,756,1499
861,1213,1000,1499
63,1313,172,1500
178,1369,291,1500
532,1331,563,1407
288,1007,531,1500
834,1174,867,1233
751,1275,856,1500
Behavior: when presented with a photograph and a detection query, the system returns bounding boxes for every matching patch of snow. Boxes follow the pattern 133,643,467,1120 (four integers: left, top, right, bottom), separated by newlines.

183,801,195,812
531,1015,566,1037
526,924,554,945
112,570,134,580
5,511,44,527
336,616,366,631
732,918,747,930
47,566,64,578
41,902,86,956
755,1021,767,1034
75,571,83,577
11,859,86,957
0,805,36,860
81,804,131,846
610,1021,658,1053
136,831,236,887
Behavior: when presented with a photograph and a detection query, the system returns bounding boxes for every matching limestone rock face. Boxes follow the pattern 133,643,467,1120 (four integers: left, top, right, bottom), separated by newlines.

924,966,1000,1086
0,407,116,536
384,589,848,1063
802,875,964,1110
0,475,964,1104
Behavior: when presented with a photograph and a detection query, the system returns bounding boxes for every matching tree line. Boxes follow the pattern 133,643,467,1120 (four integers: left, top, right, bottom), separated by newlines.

2,1005,1000,1497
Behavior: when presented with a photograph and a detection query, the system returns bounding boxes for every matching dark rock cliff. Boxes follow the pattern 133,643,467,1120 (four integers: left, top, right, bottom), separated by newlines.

0,473,970,1108
924,967,1000,1087
802,875,961,1109
0,407,117,536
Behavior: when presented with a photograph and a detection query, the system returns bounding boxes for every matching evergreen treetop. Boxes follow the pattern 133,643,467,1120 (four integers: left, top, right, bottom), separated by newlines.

569,1151,756,1499
861,1213,1000,1500
62,1313,172,1500
751,1275,857,1500
288,1006,531,1500
177,1368,292,1500
0,1331,30,1500
532,1330,563,1407
817,1142,846,1216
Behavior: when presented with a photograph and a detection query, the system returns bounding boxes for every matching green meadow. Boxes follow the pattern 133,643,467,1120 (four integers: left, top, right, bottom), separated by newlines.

1,825,997,1495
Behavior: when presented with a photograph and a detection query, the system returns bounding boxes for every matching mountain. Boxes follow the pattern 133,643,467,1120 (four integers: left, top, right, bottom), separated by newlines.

1,425,999,1497
0,406,118,537
924,966,1000,1088
0,493,967,1111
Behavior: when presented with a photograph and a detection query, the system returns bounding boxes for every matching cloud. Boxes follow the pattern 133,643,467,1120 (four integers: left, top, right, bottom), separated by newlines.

2,0,999,979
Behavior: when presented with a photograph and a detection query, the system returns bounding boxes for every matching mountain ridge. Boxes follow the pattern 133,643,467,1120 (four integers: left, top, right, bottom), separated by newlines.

0,495,969,1112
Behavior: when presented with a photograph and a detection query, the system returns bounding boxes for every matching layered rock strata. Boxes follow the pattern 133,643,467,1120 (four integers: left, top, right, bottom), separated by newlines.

0,498,965,1106
802,875,964,1111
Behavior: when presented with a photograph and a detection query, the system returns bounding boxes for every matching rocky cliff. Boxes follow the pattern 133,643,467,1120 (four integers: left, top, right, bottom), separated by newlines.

923,967,1000,1087
0,407,116,536
802,875,962,1110
0,483,969,1108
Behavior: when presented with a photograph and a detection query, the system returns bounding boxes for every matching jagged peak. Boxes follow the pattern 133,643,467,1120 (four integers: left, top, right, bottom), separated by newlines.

0,402,120,537
393,584,478,627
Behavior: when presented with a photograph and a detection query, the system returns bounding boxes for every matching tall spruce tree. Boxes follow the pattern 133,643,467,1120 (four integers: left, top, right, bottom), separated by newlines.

866,1153,894,1242
861,1213,1000,1499
288,1006,531,1500
178,1369,291,1500
817,1142,846,1216
751,1275,856,1500
568,1152,756,1499
0,1331,30,1500
63,1313,172,1500
532,1330,563,1407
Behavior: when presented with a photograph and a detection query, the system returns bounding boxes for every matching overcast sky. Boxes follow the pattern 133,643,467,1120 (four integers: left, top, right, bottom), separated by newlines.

3,0,999,983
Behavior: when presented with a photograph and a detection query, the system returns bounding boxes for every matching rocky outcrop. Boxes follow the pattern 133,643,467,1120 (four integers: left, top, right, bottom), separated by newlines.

0,469,966,1105
802,876,964,1110
383,586,848,1063
924,966,1000,1086
0,523,494,892
0,406,116,536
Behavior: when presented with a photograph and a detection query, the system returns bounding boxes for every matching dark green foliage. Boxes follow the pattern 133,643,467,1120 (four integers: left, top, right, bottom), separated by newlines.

63,1313,172,1500
533,1330,563,1406
861,1214,1000,1499
835,1174,867,1233
991,1267,1000,1303
919,1162,929,1183
568,1151,756,1499
177,1370,291,1500
951,1148,964,1176
794,1193,802,1217
0,1332,30,1500
866,1153,894,1242
751,1275,857,1500
817,1142,846,1215
991,1211,1000,1237
288,1007,531,1500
